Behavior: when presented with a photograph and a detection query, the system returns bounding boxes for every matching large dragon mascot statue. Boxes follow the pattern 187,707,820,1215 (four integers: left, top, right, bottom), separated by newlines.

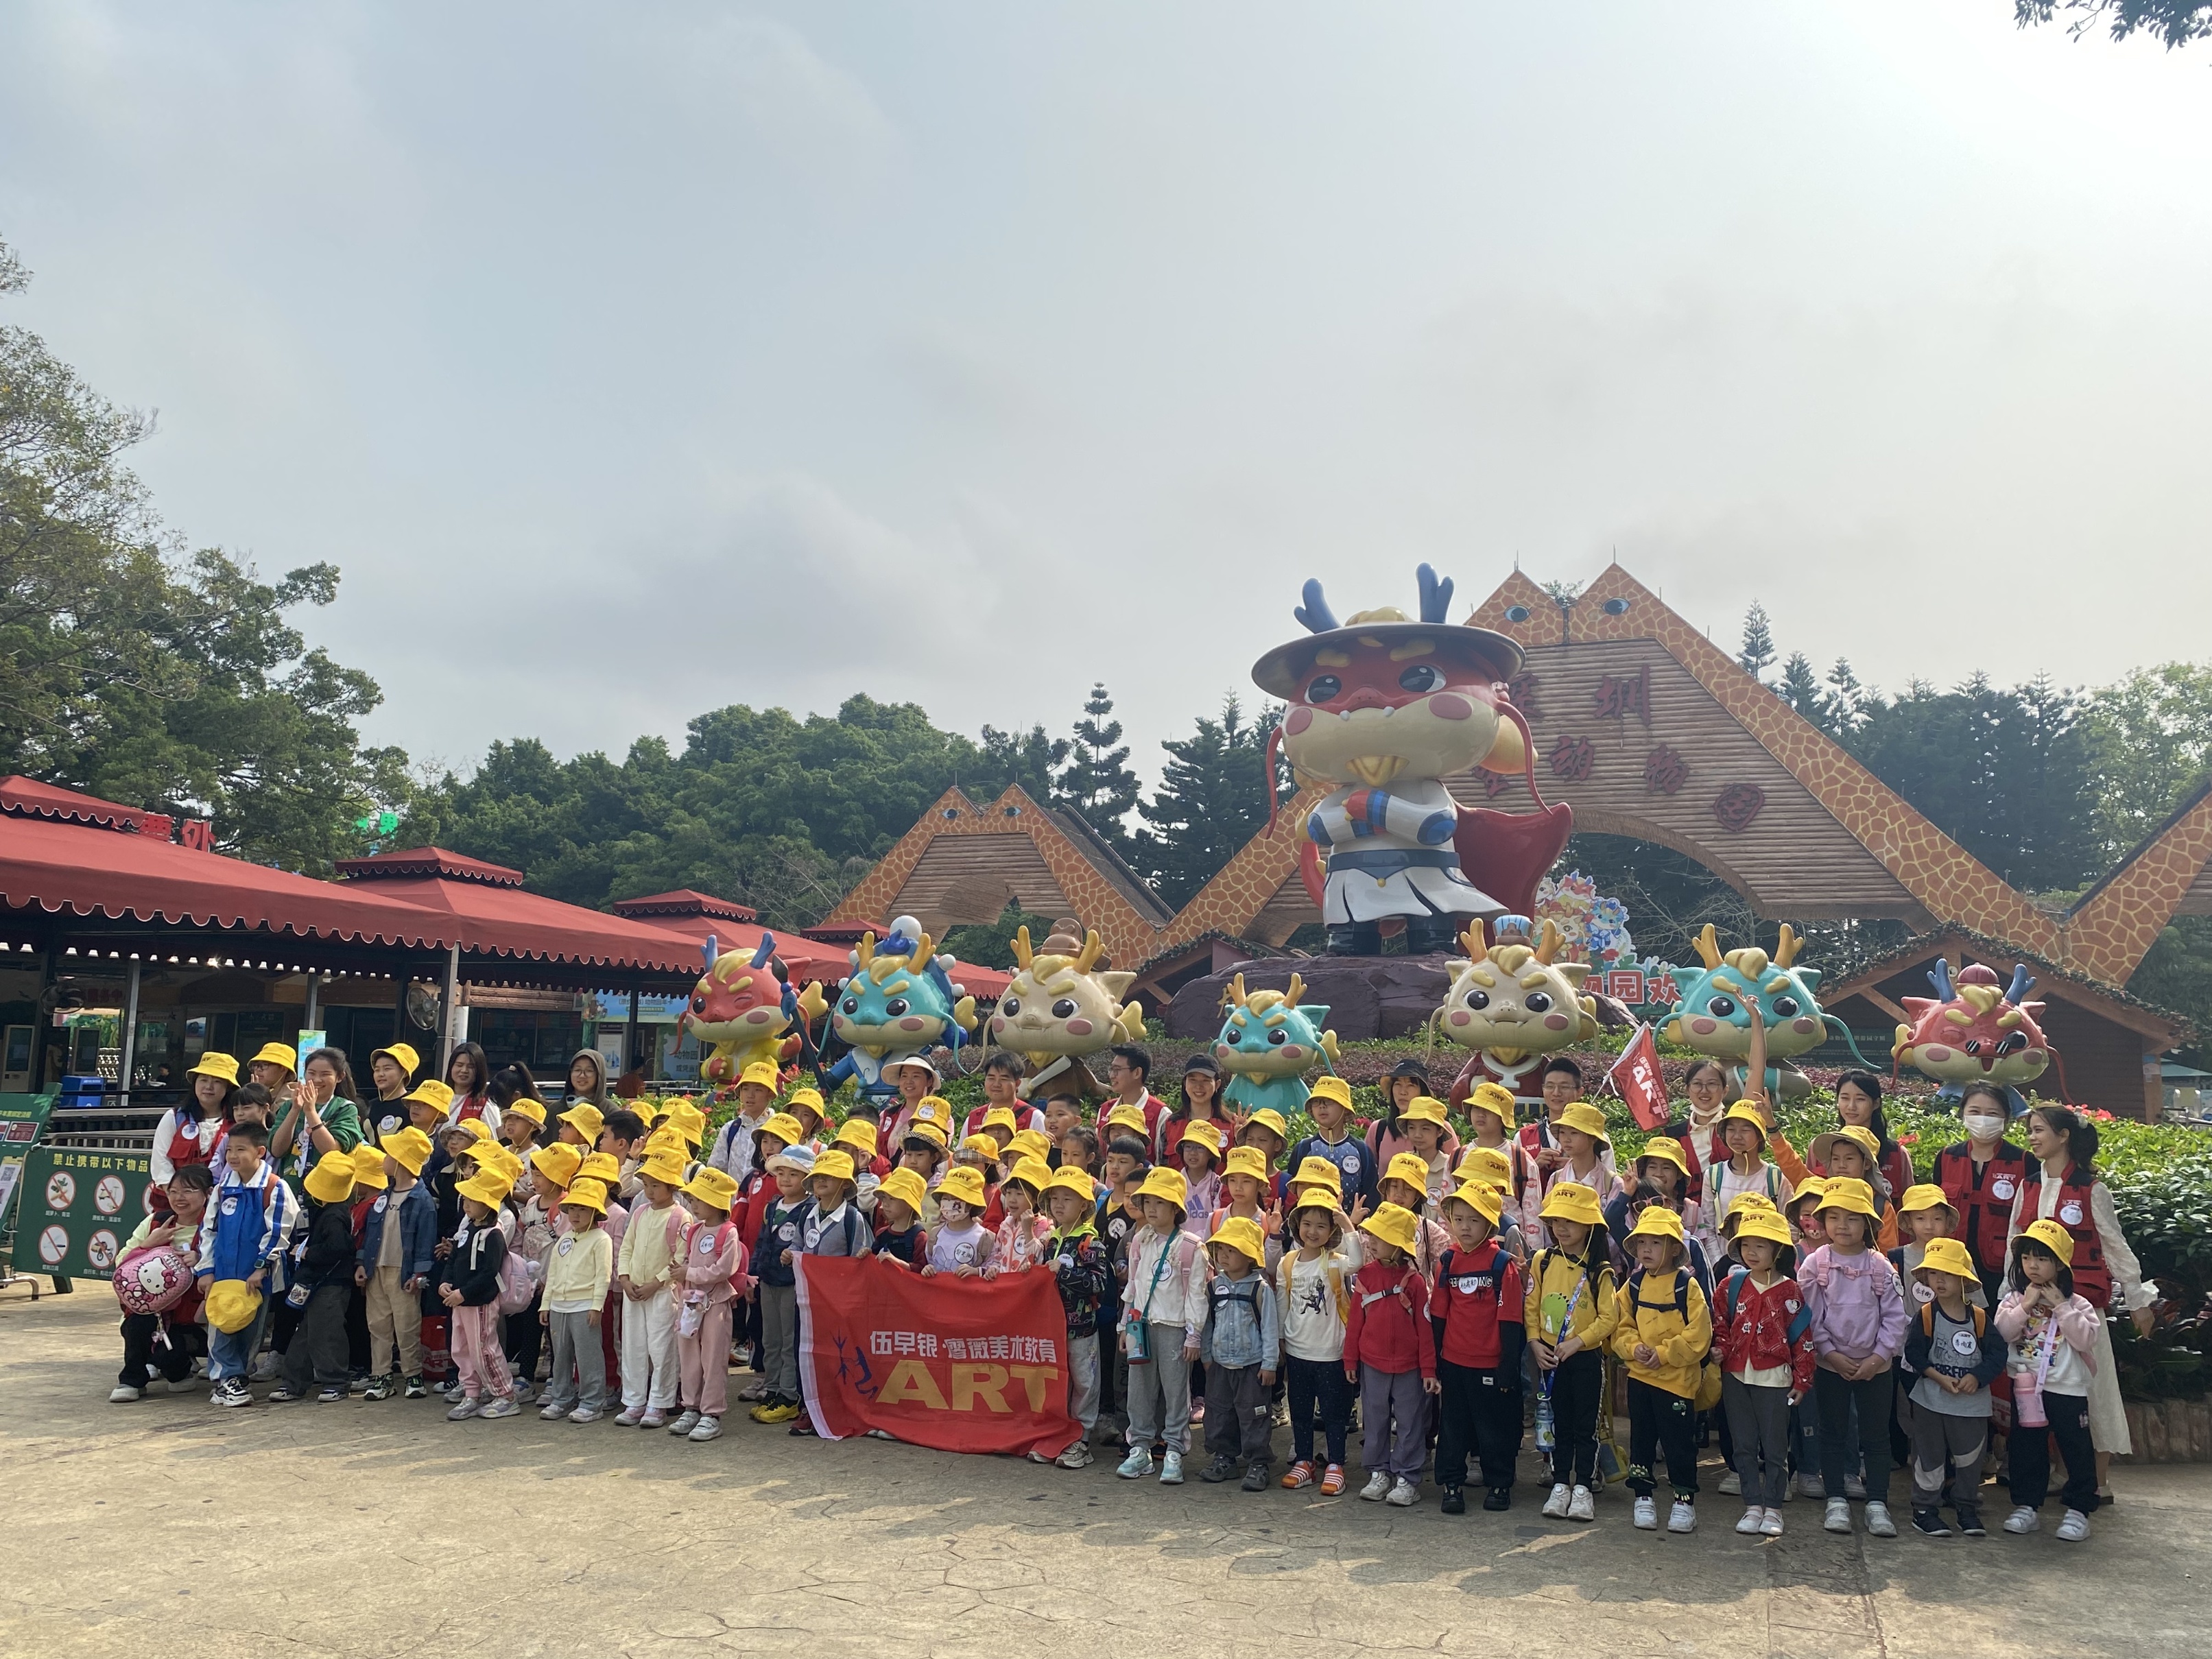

1893,960,2052,1117
1661,923,1873,1102
988,920,1146,1103
820,915,977,1115
1438,916,1599,1114
1213,971,1342,1121
678,932,829,1088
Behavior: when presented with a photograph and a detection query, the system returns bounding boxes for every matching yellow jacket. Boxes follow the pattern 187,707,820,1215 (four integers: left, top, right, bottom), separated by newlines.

1610,1266,1713,1399
1523,1247,1619,1354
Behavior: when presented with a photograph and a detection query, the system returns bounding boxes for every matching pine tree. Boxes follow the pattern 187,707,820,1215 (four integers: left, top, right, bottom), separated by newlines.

1778,652,1828,728
1825,658,1875,739
1738,603,1776,684
974,724,1069,804
1058,682,1143,856
1134,695,1284,905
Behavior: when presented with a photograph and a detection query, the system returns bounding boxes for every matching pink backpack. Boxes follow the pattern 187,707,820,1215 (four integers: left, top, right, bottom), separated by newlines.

112,1244,196,1315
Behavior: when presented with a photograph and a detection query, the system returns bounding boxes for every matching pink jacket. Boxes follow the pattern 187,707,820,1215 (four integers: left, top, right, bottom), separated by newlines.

677,1217,746,1307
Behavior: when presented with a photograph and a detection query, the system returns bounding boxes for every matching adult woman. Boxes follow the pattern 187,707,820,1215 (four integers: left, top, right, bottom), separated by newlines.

564,1048,613,1112
1661,1058,1730,1188
1158,1053,1237,1164
1366,1058,1461,1168
442,1041,501,1139
150,1053,239,1208
246,1042,298,1093
272,1047,367,1182
364,1042,422,1144
2008,1103,2154,1494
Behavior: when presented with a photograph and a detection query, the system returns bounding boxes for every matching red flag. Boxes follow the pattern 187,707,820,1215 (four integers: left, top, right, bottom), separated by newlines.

1606,1023,1672,1130
796,1255,1078,1457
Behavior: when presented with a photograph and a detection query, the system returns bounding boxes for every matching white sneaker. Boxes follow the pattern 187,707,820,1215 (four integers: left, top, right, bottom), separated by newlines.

1845,1473,1867,1500
1824,1498,1852,1533
1718,1470,1741,1496
1567,1485,1596,1523
1796,1471,1827,1501
2003,1505,2040,1534
1359,1470,1392,1501
1387,1477,1419,1507
539,1402,569,1421
2056,1509,2089,1542
1633,1495,1658,1530
1541,1482,1571,1519
1668,1500,1696,1533
1863,1501,1896,1538
1759,1508,1785,1537
108,1385,143,1403
1735,1505,1764,1535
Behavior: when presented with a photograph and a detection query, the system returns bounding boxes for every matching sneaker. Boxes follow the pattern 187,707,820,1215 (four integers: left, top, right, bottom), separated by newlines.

316,1386,348,1403
689,1415,723,1442
1201,1455,1238,1484
669,1409,702,1436
444,1383,468,1405
479,1396,519,1419
1117,1447,1154,1479
1737,1507,1765,1536
1863,1501,1896,1538
1955,1506,1986,1538
1058,1442,1095,1470
1484,1487,1512,1512
1282,1459,1318,1491
615,1406,645,1427
737,1380,768,1403
448,1398,481,1421
511,1381,534,1406
1912,1507,1951,1538
1824,1498,1852,1533
266,1385,303,1404
540,1401,570,1421
1633,1496,1658,1530
1320,1464,1346,1496
1667,1499,1696,1533
250,1352,279,1382
569,1407,601,1423
1542,1481,1571,1518
2056,1508,2090,1542
1441,1484,1466,1515
1568,1485,1596,1523
1241,1464,1271,1492
639,1409,667,1429
1159,1450,1185,1485
1386,1477,1418,1507
751,1400,800,1425
1759,1508,1785,1537
1717,1470,1741,1496
2003,1505,2039,1534
404,1375,427,1399
1845,1473,1867,1501
142,1378,169,1396
1796,1471,1827,1501
109,1385,143,1403
215,1378,252,1407
1360,1470,1392,1502
789,1416,817,1437
362,1374,395,1402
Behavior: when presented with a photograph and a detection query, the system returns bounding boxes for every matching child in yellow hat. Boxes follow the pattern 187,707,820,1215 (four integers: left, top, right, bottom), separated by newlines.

1611,1206,1711,1533
356,1126,438,1401
498,1094,547,1160
992,1157,1056,1275
785,1149,871,1438
1170,1119,1225,1240
1345,1202,1436,1506
438,1166,521,1418
1276,1195,1353,1495
1537,1102,1621,1248
1209,1147,1282,1273
921,1165,995,1278
870,1168,930,1267
706,1061,783,1185
1527,1181,1617,1523
1431,1181,1526,1515
539,1177,615,1423
268,1151,360,1405
1284,1075,1379,1215
1995,1219,2100,1539
1198,1217,1281,1492
1899,1236,2004,1538
1696,1103,1792,1265
1801,1177,1907,1538
1714,1209,1812,1537
1390,1096,1454,1210
1041,1165,1111,1469
1379,1151,1451,1277
1808,1125,1900,1251
1117,1169,1206,1484
614,1150,688,1427
670,1167,746,1442
1458,1081,1534,1237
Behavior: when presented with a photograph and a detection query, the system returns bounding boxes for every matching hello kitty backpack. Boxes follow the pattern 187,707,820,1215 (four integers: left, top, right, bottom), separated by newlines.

112,1244,198,1315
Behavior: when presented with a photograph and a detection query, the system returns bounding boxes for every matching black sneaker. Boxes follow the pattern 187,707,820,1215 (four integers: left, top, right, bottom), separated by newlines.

1911,1507,1951,1537
1201,1455,1238,1483
266,1385,302,1404
1241,1464,1270,1492
1441,1485,1466,1515
316,1386,348,1404
1955,1507,1986,1538
1483,1487,1513,1512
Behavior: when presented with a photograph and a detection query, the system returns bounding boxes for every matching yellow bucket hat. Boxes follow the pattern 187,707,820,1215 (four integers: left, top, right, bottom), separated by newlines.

1043,1165,1097,1205
455,1168,514,1210
1720,1193,1779,1237
739,1060,780,1091
1384,1151,1434,1195
958,1134,1001,1164
1006,1156,1054,1193
1210,1215,1266,1267
935,1165,988,1210
664,1101,707,1141
811,1149,857,1186
530,1143,583,1189
1136,1167,1189,1213
834,1117,880,1159
1444,1181,1504,1227
1624,1204,1686,1246
473,1142,522,1181
1306,1076,1353,1111
1359,1202,1420,1257
1538,1180,1602,1228
1814,1176,1878,1219
1810,1124,1883,1171
979,1106,1019,1134
370,1042,420,1079
1290,1155,1344,1195
1239,1107,1290,1145
637,1150,690,1188
1456,1145,1512,1189
1783,1175,1827,1220
187,1052,241,1088
574,1151,622,1186
562,1177,610,1215
901,1119,949,1152
1899,1183,1955,1218
1556,1101,1610,1145
1104,1103,1150,1138
1465,1080,1517,1126
248,1042,298,1073
910,1095,953,1128
1636,1136,1689,1175
381,1126,434,1177
204,1278,262,1334
1399,1095,1451,1127
1732,1209,1796,1251
877,1167,929,1216
1914,1237,1978,1281
2020,1217,2075,1267
404,1079,455,1116
682,1166,739,1212
1008,1127,1053,1165
1178,1119,1224,1161
1721,1100,1769,1142
444,1117,491,1146
504,1097,547,1127
350,1144,389,1191
303,1149,357,1204
1222,1145,1269,1184
560,1102,606,1143
757,1112,807,1148
784,1088,826,1121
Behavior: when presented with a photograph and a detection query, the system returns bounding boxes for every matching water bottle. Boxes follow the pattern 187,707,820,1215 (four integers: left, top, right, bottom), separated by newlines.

1535,1385,1556,1451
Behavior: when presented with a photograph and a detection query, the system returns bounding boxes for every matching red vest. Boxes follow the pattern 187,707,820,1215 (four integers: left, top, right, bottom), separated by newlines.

2021,1160,2111,1309
1932,1141,2027,1282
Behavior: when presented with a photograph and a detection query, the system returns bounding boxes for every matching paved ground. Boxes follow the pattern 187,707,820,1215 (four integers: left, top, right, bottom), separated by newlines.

5,1291,2209,1659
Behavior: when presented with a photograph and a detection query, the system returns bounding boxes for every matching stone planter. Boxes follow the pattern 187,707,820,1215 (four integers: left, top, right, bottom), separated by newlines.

2116,1397,2212,1462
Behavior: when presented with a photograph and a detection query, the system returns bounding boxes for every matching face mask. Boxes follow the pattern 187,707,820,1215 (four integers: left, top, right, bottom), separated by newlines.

1962,1112,2005,1142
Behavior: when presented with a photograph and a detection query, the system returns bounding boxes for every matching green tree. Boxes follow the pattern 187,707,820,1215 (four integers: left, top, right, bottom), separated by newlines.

1737,603,1776,684
2079,663,2212,861
1777,652,1828,728
973,722,1070,805
1133,695,1285,906
941,898,1060,972
1,233,402,872
2017,0,2212,48
1824,658,1870,738
1059,682,1141,855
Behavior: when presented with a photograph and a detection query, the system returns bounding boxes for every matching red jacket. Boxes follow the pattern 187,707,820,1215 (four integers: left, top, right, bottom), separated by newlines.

735,1169,776,1256
1933,1141,2027,1283
1344,1260,1437,1379
1431,1241,1523,1370
1713,1269,1816,1396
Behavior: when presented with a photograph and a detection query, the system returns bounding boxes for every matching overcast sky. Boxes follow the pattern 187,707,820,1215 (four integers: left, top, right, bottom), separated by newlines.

3,3,2208,790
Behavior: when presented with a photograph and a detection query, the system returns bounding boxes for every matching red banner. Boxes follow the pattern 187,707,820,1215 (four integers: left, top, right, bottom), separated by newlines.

1607,1023,1674,1130
795,1256,1078,1458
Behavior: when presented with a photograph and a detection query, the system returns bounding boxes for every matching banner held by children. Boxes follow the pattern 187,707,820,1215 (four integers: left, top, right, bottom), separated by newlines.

796,1255,1077,1457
